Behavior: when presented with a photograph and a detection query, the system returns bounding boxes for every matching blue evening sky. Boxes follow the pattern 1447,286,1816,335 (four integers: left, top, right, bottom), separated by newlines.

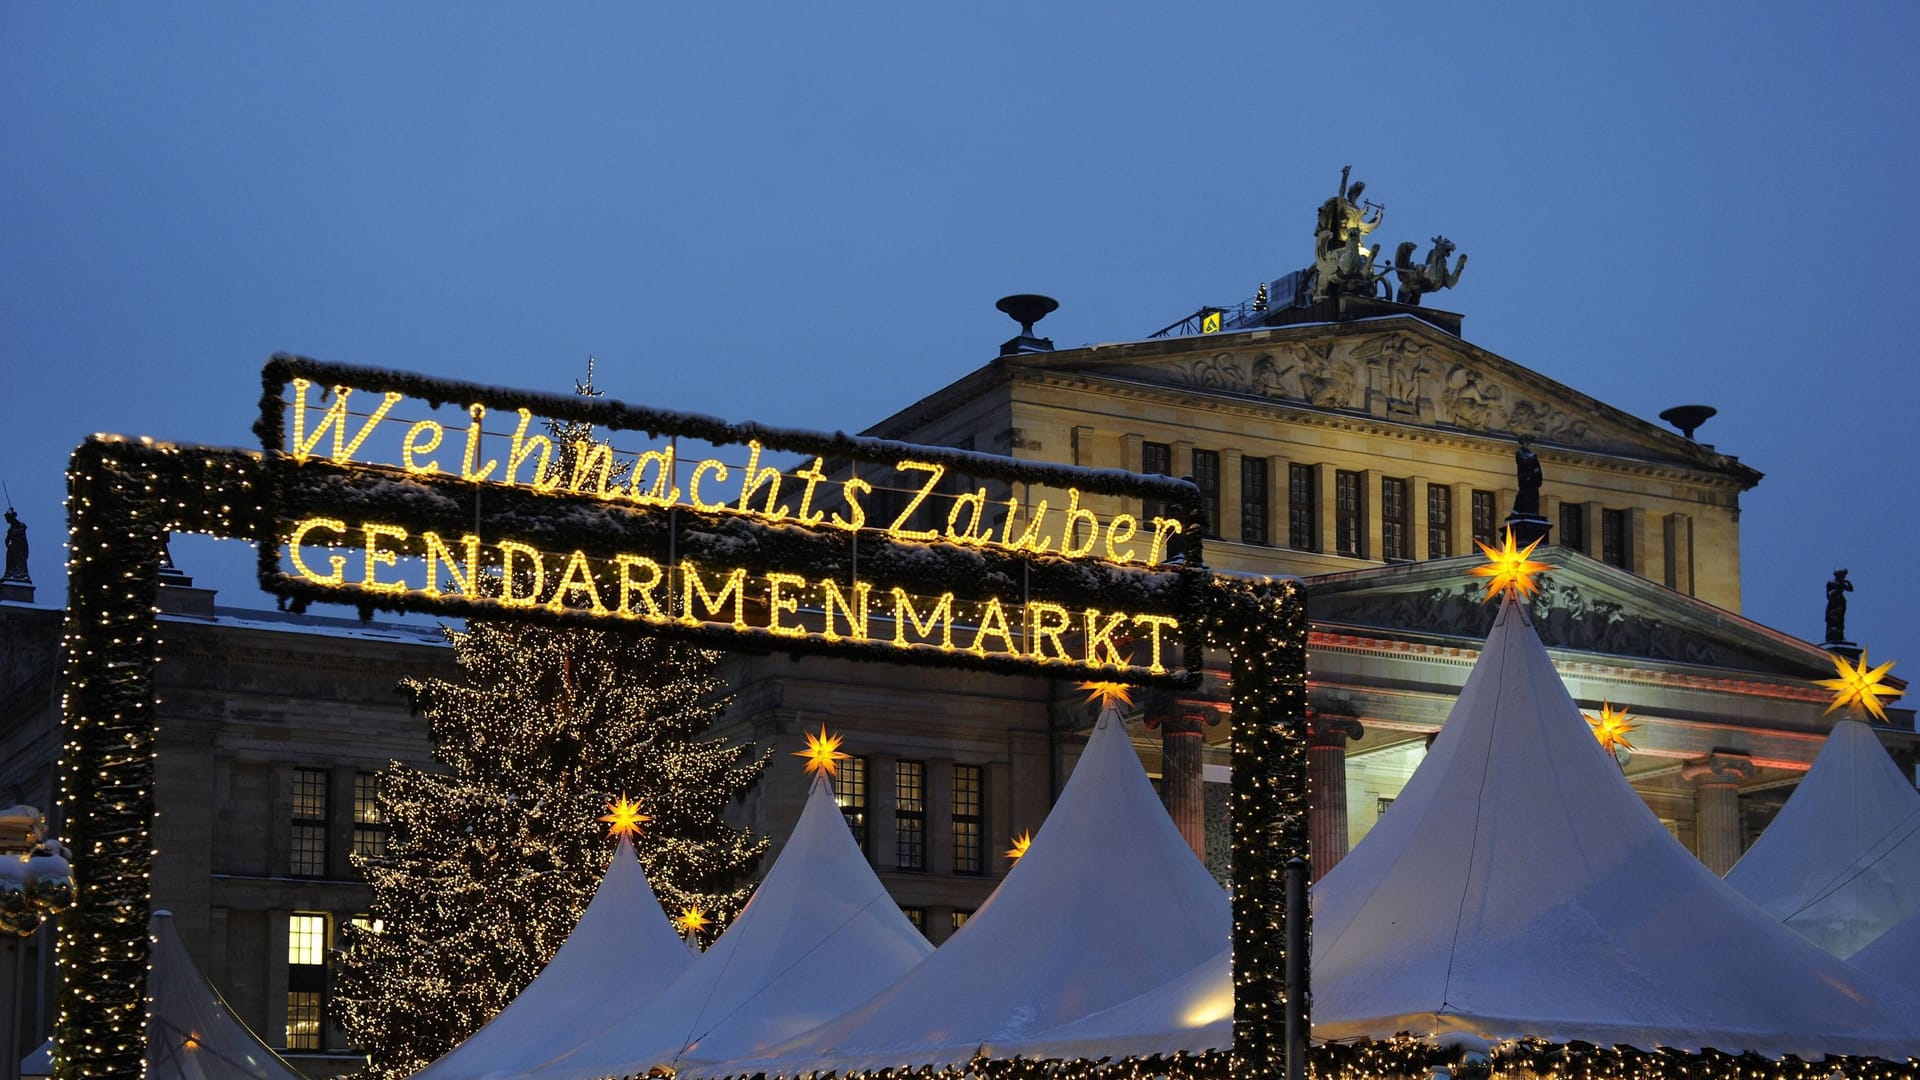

4,5,1916,678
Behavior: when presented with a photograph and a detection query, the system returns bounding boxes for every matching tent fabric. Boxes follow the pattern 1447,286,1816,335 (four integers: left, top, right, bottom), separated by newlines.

714,706,1230,1077
146,910,307,1080
1310,595,1920,1060
414,836,692,1080
1850,906,1920,991
521,775,932,1080
20,1039,52,1079
1723,717,1920,957
985,947,1231,1062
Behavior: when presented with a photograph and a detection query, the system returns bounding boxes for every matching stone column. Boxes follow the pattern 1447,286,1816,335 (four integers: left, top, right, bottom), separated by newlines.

1147,692,1209,860
1307,715,1364,880
1684,751,1754,875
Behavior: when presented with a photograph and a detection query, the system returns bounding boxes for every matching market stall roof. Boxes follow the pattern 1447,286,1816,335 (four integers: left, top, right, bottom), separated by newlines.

523,774,932,1080
986,946,1231,1062
147,910,307,1080
1723,716,1920,956
1310,594,1920,1060
414,837,692,1080
1849,905,1920,991
713,702,1229,1077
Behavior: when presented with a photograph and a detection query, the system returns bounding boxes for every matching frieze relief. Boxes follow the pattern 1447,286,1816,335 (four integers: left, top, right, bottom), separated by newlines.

1315,580,1761,671
1128,336,1605,449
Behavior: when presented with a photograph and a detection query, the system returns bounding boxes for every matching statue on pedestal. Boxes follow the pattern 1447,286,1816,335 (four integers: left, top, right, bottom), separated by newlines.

2,509,28,584
1513,438,1543,517
1825,569,1852,644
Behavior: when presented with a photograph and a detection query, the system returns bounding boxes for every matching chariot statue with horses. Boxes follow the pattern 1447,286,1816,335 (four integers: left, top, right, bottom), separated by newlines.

1305,167,1467,307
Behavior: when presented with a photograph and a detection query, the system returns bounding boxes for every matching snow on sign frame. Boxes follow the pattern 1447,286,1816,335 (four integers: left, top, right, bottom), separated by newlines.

57,356,1310,1080
250,355,1209,685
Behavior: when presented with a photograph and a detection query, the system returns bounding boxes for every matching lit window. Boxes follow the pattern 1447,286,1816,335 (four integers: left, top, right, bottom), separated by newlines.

286,913,328,1051
951,909,973,931
901,906,926,935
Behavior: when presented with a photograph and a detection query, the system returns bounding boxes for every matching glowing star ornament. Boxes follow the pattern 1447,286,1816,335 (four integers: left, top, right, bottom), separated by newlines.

1818,649,1902,723
1005,831,1033,864
1078,680,1135,712
1469,528,1551,602
794,725,852,778
1585,701,1638,755
675,906,711,936
598,794,650,839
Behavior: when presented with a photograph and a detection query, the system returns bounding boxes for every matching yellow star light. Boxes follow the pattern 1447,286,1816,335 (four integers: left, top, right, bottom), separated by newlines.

1584,700,1638,755
675,906,710,935
598,794,651,839
794,725,852,778
1078,681,1135,711
1818,649,1902,723
1005,831,1033,864
1468,528,1551,602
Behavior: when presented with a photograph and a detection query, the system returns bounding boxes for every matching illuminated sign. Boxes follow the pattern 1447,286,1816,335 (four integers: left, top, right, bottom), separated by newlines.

255,356,1205,683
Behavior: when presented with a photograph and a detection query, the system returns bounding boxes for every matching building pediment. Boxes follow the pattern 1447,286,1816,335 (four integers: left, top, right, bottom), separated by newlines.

1305,548,1848,680
1018,317,1759,486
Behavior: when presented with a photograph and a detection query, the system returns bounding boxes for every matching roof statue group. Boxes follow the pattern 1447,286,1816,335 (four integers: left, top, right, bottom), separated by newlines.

1311,166,1466,305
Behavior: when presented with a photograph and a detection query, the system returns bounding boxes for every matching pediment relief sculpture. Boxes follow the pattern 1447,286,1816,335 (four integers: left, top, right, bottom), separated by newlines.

1314,580,1773,672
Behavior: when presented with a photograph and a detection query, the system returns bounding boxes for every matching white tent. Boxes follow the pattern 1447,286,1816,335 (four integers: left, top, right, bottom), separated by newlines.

1850,905,1920,991
988,946,1231,1062
718,703,1230,1076
1723,716,1920,957
146,910,307,1080
1310,595,1920,1059
523,773,932,1080
414,836,692,1080
20,1039,51,1080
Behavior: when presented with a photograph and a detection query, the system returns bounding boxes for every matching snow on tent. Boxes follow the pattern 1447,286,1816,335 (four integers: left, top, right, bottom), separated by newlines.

1310,594,1920,1059
987,946,1232,1062
146,910,306,1080
518,771,932,1080
1850,906,1920,992
715,698,1229,1077
1722,716,1920,957
412,835,692,1080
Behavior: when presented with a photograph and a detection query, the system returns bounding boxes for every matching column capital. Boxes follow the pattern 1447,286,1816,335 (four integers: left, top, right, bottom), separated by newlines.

1143,688,1215,736
1307,713,1364,747
1682,750,1754,788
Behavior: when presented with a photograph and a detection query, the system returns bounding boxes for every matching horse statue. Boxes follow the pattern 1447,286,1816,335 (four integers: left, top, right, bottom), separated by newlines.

1393,236,1467,306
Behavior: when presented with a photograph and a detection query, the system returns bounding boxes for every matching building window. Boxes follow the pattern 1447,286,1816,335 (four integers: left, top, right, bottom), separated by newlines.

1601,508,1630,569
1141,441,1172,522
352,773,386,860
1334,470,1365,558
901,907,926,936
895,760,925,871
1288,464,1317,552
833,755,869,851
1191,449,1220,539
286,913,328,1050
290,768,328,878
1471,489,1497,547
952,764,983,875
951,909,973,931
1381,477,1409,561
1428,485,1452,559
1376,797,1395,815
1560,504,1587,552
1240,457,1269,545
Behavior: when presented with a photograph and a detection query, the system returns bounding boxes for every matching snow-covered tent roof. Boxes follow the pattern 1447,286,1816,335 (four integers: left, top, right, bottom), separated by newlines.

415,836,692,1080
717,704,1230,1076
1850,905,1920,991
1311,595,1920,1060
146,910,306,1080
20,1039,51,1080
523,774,932,1080
988,946,1231,1062
1723,716,1920,957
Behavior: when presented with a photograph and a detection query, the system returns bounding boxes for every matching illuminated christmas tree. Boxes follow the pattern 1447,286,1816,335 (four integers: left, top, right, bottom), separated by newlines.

334,375,769,1078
